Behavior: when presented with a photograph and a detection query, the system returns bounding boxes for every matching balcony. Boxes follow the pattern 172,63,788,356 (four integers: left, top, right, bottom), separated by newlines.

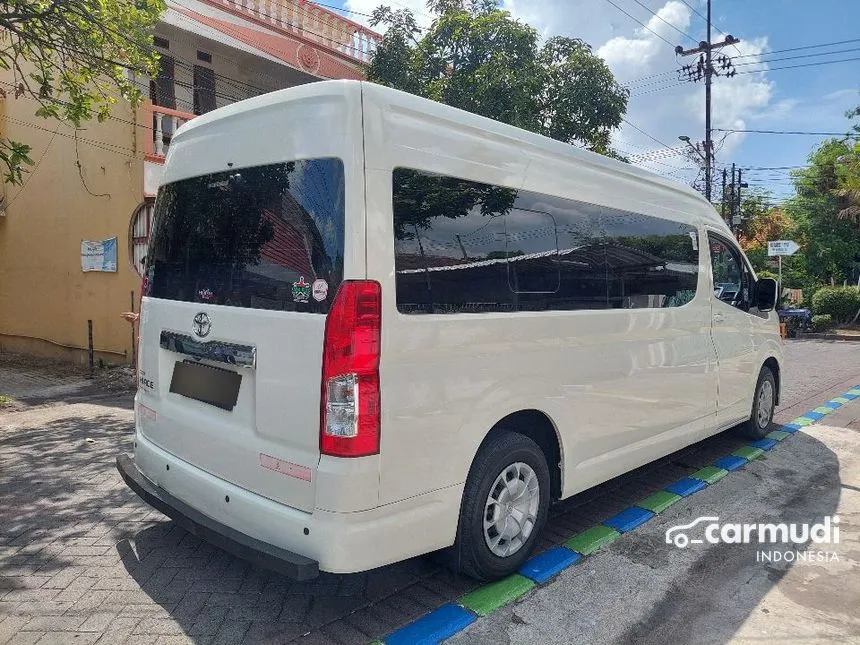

144,102,196,162
208,0,381,63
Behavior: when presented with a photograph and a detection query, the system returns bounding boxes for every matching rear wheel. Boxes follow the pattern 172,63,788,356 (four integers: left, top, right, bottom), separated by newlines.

450,430,550,581
734,366,776,439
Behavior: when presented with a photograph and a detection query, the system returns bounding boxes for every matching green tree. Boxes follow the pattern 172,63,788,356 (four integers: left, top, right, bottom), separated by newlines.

366,0,628,156
785,138,860,285
0,0,165,184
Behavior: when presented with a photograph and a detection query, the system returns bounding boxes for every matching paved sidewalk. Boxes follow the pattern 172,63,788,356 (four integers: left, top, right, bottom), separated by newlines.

1,339,858,644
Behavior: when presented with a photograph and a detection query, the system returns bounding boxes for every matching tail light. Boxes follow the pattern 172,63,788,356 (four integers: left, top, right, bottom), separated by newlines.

320,281,382,457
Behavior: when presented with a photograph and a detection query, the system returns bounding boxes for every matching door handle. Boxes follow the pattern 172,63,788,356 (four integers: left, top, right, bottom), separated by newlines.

713,312,725,323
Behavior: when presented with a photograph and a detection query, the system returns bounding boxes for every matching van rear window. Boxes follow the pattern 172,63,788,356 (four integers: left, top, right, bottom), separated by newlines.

146,159,345,313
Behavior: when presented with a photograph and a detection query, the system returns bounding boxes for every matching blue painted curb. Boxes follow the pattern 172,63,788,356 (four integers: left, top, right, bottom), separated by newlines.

804,411,825,421
665,477,708,497
749,438,778,451
603,507,655,533
823,401,841,410
383,604,476,645
780,423,802,433
714,455,747,471
519,546,581,584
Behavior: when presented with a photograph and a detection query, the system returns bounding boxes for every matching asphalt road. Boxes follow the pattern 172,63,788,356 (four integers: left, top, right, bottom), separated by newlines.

1,339,858,645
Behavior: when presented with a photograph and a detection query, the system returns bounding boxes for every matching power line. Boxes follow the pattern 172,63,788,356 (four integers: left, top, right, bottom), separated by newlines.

621,117,676,149
715,128,859,136
736,56,860,75
627,0,697,44
600,0,677,48
675,0,744,58
732,37,860,59
734,46,860,67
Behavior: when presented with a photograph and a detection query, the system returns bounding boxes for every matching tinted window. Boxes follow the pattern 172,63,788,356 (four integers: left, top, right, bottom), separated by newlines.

709,234,750,309
146,159,345,314
602,211,699,309
393,168,700,314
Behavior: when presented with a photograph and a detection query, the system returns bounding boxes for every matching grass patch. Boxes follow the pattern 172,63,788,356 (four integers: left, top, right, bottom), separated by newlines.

0,395,15,407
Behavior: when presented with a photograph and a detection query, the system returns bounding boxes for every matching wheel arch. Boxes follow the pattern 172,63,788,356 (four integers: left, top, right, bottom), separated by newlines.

763,356,781,405
476,409,564,501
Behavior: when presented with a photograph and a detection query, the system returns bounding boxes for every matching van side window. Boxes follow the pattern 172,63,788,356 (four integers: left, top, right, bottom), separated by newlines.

392,168,700,314
708,234,750,311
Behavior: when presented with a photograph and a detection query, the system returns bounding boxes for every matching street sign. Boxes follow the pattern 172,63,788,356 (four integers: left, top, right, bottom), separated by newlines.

768,240,800,256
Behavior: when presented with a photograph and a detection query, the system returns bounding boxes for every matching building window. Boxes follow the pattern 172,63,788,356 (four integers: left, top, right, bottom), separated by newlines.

130,201,154,278
193,65,216,115
392,168,700,314
197,50,212,63
153,36,170,50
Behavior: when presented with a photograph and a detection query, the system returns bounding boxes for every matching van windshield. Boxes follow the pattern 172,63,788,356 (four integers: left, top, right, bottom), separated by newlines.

145,158,345,313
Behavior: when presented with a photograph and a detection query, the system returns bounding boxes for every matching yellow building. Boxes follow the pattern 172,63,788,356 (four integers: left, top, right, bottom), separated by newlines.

0,0,379,365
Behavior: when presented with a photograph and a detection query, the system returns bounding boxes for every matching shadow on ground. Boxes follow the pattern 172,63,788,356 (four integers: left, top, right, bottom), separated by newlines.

0,401,842,644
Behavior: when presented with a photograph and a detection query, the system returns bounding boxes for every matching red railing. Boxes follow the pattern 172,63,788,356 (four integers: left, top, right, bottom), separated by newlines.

205,0,382,63
144,102,196,161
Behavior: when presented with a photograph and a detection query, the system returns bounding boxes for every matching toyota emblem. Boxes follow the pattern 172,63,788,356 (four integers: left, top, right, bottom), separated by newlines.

192,312,211,338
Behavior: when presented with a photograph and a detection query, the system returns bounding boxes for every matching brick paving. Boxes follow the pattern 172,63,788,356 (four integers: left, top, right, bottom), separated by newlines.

1,340,858,644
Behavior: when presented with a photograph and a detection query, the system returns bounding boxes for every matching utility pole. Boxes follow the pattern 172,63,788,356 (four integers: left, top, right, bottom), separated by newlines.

705,0,712,203
721,168,727,222
676,0,739,204
729,162,736,228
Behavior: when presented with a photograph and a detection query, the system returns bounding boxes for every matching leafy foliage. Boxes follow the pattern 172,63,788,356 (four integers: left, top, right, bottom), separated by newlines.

366,0,628,156
810,286,860,323
0,0,165,183
811,314,833,332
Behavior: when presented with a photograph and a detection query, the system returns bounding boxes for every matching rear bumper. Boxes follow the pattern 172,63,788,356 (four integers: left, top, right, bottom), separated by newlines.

116,453,320,581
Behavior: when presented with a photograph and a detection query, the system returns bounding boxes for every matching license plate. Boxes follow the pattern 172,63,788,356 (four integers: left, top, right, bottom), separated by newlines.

169,360,241,411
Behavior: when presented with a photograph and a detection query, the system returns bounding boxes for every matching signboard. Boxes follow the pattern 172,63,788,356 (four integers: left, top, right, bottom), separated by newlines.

81,237,118,272
768,240,800,257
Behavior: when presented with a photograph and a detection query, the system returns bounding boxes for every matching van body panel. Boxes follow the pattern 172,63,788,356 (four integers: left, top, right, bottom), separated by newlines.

137,81,370,516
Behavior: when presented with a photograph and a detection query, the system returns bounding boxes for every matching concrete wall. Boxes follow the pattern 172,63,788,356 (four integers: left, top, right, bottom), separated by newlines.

0,79,145,365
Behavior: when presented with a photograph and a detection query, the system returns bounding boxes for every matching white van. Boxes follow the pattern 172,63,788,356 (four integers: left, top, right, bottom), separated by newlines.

117,80,783,581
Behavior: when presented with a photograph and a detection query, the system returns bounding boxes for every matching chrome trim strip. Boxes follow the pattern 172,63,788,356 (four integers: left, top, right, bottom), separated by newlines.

160,331,256,369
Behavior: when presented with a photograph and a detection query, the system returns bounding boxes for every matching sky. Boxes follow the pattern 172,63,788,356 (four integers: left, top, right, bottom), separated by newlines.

334,0,860,203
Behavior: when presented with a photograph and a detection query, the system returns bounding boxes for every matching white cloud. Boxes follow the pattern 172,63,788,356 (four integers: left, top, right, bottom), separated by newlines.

347,0,780,185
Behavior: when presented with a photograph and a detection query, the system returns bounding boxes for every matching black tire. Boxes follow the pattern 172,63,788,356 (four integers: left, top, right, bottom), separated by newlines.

449,430,550,581
734,366,776,439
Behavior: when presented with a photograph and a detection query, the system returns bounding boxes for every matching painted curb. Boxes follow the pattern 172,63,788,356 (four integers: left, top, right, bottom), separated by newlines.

565,525,621,555
519,546,581,584
459,574,534,616
376,384,860,644
636,491,683,514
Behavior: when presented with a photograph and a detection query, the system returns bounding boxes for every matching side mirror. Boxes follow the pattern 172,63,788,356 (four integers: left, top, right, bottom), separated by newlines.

755,278,778,312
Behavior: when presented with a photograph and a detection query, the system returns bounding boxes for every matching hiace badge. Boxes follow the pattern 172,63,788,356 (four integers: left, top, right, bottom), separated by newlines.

292,276,311,303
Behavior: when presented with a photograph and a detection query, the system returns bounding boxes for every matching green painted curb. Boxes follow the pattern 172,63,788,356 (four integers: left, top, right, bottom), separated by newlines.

766,430,791,441
732,446,765,461
848,388,860,396
564,525,621,555
793,417,815,426
459,574,535,616
813,406,833,415
832,396,850,404
691,466,729,484
636,491,682,514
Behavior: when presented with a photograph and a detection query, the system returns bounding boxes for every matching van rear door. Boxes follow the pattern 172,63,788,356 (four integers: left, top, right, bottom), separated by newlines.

135,83,366,514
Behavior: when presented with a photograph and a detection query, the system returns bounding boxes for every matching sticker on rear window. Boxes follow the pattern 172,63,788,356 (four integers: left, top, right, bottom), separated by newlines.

260,453,312,482
292,277,311,303
312,279,328,302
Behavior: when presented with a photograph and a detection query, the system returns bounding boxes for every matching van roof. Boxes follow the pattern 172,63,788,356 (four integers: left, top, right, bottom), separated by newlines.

175,79,728,233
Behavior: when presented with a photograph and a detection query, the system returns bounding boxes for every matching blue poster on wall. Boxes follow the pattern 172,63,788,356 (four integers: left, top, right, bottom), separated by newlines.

81,237,118,272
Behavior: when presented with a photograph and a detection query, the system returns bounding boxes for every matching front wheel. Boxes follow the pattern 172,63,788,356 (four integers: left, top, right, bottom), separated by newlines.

735,366,776,439
450,430,550,581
